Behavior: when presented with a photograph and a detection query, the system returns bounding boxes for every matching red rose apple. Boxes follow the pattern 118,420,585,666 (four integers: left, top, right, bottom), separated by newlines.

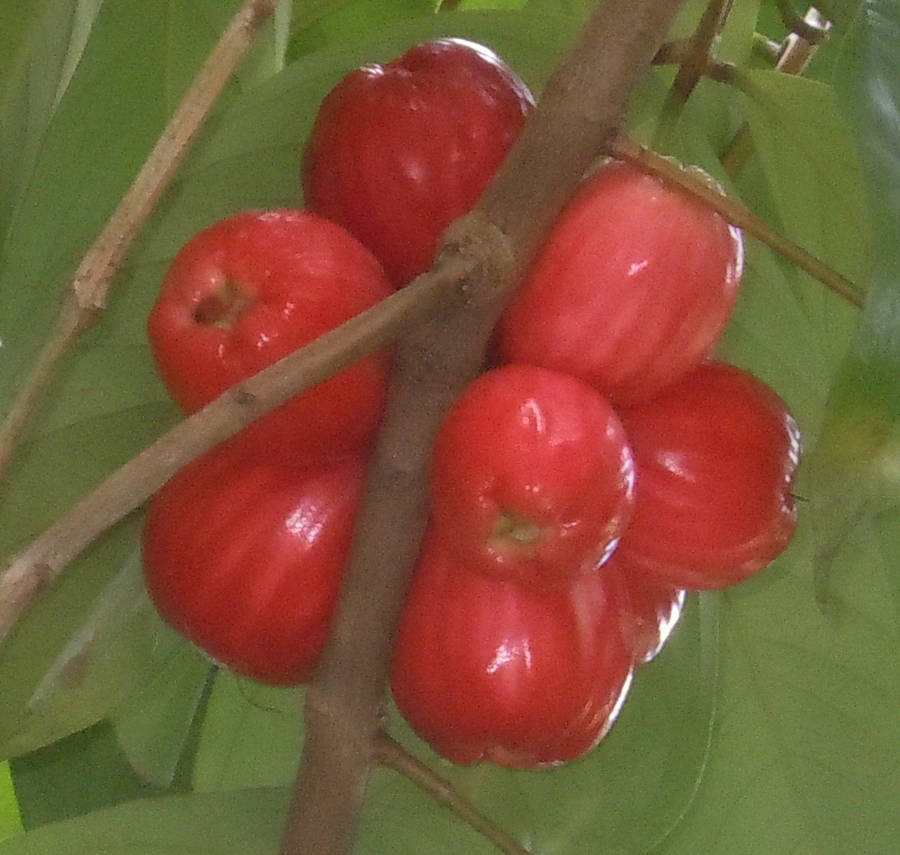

429,363,634,589
605,553,686,664
147,209,394,464
497,160,744,405
302,38,534,286
142,439,366,685
390,531,634,768
617,361,802,590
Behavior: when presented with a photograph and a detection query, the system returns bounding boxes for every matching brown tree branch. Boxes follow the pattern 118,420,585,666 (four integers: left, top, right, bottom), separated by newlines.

280,2,686,853
0,0,280,483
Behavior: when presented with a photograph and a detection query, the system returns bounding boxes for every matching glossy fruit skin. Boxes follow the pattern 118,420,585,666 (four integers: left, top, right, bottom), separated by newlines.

147,209,394,464
429,364,635,589
302,38,534,286
142,440,365,685
605,553,686,665
616,361,801,590
497,160,744,405
390,531,634,768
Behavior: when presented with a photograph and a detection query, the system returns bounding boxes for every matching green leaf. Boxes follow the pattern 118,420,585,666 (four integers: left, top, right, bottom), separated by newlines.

10,722,163,830
287,0,440,59
0,788,290,855
191,675,305,792
0,0,103,247
739,71,870,370
0,763,22,843
809,0,900,598
653,513,900,854
112,649,212,789
717,0,762,66
0,546,198,760
0,0,262,759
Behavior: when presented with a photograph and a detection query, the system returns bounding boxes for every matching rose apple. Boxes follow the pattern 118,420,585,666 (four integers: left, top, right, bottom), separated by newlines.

497,160,744,405
616,361,802,590
429,363,634,589
390,531,634,768
302,38,534,286
147,209,394,464
142,439,365,685
605,553,686,664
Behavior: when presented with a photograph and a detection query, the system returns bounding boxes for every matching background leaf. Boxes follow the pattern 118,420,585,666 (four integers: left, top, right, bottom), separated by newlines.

809,0,900,599
0,765,21,844
0,0,104,256
0,788,290,855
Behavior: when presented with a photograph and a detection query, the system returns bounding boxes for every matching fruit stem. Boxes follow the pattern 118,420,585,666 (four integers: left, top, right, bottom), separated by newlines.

375,733,531,855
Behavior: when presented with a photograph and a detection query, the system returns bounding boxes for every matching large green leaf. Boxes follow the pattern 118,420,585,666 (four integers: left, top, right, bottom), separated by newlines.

10,722,163,830
0,764,21,843
0,0,103,253
809,0,900,599
0,545,203,760
191,675,305,792
0,788,290,855
654,514,900,854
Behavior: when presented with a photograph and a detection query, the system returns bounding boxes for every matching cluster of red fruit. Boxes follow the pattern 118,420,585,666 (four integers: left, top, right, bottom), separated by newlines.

142,39,801,769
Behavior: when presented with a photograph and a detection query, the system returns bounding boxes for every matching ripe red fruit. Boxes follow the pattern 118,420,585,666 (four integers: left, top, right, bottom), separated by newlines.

390,531,634,768
429,364,634,589
302,38,534,286
616,361,802,590
605,554,686,665
147,209,394,464
497,160,744,405
142,440,365,685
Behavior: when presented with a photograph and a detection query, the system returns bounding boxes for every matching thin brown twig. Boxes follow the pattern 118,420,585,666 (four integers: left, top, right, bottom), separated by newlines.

652,38,738,83
612,134,864,307
0,0,280,483
375,733,531,855
668,0,732,103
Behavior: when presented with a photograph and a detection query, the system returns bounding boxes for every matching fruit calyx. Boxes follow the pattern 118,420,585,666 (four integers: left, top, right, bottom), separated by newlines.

490,511,543,549
192,279,254,329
